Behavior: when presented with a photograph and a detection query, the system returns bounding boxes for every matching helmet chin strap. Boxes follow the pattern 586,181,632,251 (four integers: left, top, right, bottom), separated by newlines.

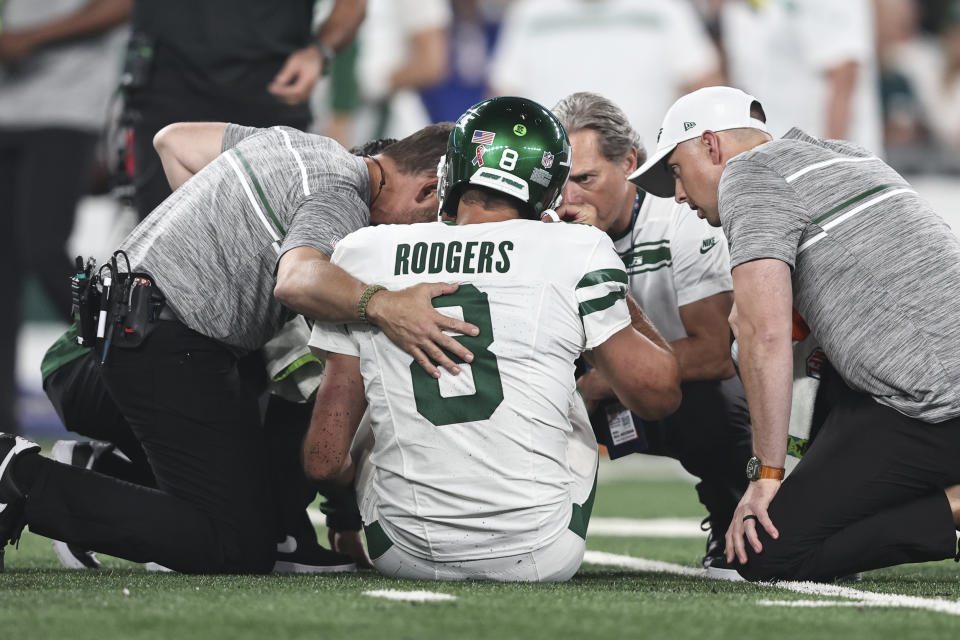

540,210,560,222
540,193,563,222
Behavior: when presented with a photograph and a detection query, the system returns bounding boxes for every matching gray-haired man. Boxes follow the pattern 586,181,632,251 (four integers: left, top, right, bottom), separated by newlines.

552,92,752,571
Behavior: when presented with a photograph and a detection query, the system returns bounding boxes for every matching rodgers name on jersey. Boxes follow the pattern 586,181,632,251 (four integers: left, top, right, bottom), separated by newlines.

394,240,514,275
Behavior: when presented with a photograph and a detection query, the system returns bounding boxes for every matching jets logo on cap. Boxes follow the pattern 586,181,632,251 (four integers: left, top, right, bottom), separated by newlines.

683,121,697,132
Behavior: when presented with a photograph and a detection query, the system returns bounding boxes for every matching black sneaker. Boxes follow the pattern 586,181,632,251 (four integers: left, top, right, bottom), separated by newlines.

0,433,41,572
273,534,356,574
700,516,728,569
701,526,724,568
699,516,745,581
49,440,114,569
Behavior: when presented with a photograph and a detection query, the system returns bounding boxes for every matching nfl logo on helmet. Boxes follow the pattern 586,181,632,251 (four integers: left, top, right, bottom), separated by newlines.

541,151,554,168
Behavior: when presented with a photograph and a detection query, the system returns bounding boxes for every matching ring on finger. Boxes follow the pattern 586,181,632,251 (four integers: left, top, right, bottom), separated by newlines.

742,514,759,524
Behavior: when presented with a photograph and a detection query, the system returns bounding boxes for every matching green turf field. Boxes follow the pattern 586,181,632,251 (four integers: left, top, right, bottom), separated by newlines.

3,459,959,639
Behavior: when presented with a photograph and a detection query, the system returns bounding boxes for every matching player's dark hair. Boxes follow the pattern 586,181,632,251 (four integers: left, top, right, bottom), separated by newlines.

383,122,455,175
459,185,523,215
349,138,398,156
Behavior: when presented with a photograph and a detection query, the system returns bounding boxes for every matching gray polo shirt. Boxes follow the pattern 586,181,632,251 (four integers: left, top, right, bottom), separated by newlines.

720,128,960,423
120,124,370,352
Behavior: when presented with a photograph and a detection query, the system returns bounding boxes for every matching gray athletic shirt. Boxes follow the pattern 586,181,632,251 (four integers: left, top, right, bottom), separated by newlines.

120,124,370,352
720,128,960,423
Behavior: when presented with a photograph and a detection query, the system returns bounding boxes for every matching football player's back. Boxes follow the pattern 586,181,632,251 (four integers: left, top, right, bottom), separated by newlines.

328,218,623,560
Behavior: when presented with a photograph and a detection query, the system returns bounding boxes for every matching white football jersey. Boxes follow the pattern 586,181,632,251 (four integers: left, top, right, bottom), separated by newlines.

612,193,732,342
310,219,629,562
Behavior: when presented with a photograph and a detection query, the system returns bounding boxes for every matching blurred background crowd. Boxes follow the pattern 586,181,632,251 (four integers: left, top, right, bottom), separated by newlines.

2,0,959,437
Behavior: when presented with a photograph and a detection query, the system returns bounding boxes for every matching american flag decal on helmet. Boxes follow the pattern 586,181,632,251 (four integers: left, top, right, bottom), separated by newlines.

471,130,496,145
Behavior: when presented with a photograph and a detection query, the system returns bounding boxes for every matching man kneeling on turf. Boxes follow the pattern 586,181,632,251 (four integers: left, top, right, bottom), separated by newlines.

302,97,681,581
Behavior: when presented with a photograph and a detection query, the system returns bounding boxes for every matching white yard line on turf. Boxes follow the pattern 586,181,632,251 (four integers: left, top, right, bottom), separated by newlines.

758,599,879,608
587,517,703,538
363,589,456,602
583,551,960,617
584,551,707,578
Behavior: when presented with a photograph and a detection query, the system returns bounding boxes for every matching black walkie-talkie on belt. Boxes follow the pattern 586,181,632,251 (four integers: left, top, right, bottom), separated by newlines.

71,256,99,347
71,250,164,365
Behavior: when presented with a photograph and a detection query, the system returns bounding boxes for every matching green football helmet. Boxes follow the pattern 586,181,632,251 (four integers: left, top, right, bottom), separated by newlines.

438,96,571,220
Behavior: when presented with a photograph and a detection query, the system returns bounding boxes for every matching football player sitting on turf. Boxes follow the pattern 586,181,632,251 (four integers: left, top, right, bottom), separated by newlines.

303,96,682,581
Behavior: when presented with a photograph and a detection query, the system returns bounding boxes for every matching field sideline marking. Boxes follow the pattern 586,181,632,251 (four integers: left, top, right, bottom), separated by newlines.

587,517,703,538
583,551,960,617
758,599,881,609
363,589,456,602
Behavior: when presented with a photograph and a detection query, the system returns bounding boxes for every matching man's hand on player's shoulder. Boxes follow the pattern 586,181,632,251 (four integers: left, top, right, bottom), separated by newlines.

366,283,479,379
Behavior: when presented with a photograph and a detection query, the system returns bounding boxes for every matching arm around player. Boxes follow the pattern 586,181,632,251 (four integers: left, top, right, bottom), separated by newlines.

155,121,480,377
589,322,682,421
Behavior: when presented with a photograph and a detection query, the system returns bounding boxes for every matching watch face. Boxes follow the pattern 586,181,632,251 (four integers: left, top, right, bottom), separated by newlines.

745,456,761,481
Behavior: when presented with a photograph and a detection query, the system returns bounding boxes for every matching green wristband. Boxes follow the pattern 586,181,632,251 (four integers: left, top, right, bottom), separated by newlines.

357,284,386,323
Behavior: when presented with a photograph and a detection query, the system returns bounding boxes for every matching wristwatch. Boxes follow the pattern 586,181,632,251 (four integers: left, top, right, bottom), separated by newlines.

313,41,336,76
745,456,785,482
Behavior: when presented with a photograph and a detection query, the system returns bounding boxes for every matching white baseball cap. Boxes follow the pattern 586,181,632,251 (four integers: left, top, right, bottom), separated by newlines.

628,86,768,198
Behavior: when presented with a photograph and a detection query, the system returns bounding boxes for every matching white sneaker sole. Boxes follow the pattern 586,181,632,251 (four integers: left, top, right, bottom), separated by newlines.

51,440,117,469
704,565,746,582
272,559,356,574
50,440,77,466
51,539,101,570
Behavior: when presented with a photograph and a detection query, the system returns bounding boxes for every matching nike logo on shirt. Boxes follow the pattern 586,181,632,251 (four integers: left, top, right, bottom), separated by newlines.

700,237,719,254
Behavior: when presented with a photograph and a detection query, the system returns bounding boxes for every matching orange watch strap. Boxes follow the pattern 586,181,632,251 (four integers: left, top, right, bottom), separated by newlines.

758,465,785,481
